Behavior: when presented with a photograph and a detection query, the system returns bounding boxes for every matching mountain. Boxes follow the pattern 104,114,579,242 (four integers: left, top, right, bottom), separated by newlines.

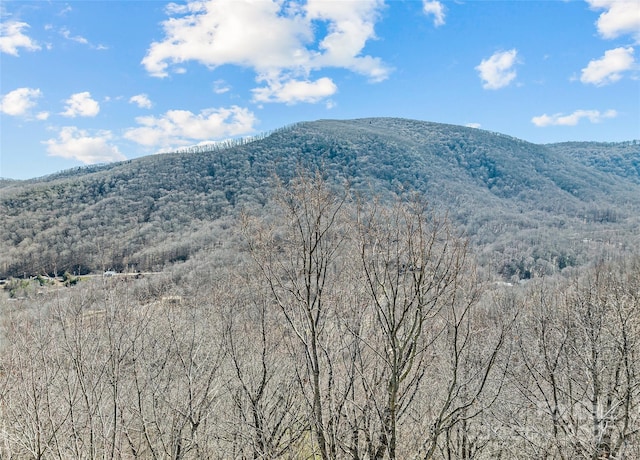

547,140,640,184
2,118,639,279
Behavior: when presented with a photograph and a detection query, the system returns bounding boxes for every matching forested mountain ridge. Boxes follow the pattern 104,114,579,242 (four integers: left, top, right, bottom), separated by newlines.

2,118,639,279
547,140,640,184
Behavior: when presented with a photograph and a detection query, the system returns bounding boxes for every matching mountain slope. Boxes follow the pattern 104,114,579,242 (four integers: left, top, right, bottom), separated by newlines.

547,141,640,184
2,118,639,279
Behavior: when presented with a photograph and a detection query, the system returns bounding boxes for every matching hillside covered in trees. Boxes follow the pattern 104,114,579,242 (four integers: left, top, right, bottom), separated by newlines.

2,118,639,281
1,172,639,459
1,119,640,458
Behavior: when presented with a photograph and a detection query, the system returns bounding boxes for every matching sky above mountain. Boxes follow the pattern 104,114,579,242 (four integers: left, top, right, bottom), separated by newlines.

1,0,639,179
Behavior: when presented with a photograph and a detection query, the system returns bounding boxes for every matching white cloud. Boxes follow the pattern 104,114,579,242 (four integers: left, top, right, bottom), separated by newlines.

129,93,153,109
141,0,389,102
580,46,635,86
304,0,389,81
531,109,617,127
252,76,337,104
423,1,445,27
44,127,126,164
142,0,312,77
58,5,73,16
0,87,42,116
213,79,230,94
0,21,40,55
62,92,100,117
60,27,88,45
165,2,194,15
36,111,50,120
476,49,518,90
124,105,257,149
465,123,481,129
587,0,640,42
59,27,108,50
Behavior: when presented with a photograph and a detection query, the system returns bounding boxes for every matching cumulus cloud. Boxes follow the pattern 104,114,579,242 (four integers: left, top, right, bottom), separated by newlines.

142,0,312,77
465,123,482,129
423,1,445,27
531,109,617,127
252,76,337,104
304,0,389,80
0,87,42,116
580,46,635,86
476,49,518,90
0,21,40,55
587,0,640,42
129,93,153,109
124,105,257,149
44,127,126,164
141,0,389,103
62,92,100,117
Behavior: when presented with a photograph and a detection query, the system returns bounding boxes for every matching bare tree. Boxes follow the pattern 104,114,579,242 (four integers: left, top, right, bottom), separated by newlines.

354,198,509,459
509,257,640,459
222,268,307,458
243,173,354,459
244,178,511,459
0,276,229,460
565,260,640,459
1,310,67,459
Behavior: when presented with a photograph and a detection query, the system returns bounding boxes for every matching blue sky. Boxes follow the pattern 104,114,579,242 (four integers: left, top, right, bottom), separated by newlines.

1,0,639,179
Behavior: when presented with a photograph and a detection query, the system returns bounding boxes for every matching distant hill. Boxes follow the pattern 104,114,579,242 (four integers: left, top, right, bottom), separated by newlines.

547,141,640,184
0,178,22,189
2,118,639,279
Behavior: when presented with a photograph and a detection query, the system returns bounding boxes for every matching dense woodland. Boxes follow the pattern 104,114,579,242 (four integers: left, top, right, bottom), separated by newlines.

1,119,639,458
1,119,639,281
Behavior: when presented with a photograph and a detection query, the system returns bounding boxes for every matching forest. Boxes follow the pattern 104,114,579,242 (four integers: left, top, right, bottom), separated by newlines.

1,119,639,458
2,118,639,282
1,173,639,459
